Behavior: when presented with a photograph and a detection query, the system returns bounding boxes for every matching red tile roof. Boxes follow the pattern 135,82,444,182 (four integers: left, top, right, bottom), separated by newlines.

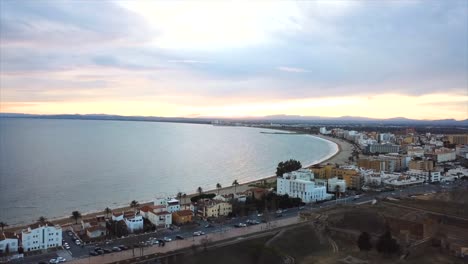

174,210,193,217
155,211,170,216
0,232,17,241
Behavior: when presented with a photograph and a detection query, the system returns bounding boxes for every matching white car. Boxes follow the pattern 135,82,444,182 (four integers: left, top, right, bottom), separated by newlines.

49,259,59,264
57,256,67,262
163,237,172,242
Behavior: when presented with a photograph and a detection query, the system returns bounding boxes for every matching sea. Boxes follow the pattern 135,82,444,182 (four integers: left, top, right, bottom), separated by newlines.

0,118,337,225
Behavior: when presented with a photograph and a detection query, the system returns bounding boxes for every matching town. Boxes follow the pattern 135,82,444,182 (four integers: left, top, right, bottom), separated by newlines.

1,127,467,264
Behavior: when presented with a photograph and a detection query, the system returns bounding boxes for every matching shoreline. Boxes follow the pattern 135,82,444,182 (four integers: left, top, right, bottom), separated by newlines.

5,133,352,233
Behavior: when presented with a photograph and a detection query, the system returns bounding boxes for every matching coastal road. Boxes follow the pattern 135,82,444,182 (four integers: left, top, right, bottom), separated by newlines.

14,180,466,264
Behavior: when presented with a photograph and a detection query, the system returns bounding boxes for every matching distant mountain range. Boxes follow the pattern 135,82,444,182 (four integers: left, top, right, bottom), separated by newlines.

1,113,467,126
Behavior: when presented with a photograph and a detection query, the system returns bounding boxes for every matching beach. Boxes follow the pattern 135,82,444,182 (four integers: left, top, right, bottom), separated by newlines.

5,134,353,233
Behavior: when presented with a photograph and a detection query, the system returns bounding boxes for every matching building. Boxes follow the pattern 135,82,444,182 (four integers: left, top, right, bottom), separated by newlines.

21,222,62,252
86,226,107,239
155,198,181,213
310,164,334,179
198,200,232,218
367,144,400,154
434,148,456,163
0,232,18,254
277,169,331,203
406,170,441,183
409,159,434,171
123,212,144,233
172,210,193,225
319,127,331,135
447,134,468,145
406,146,425,157
327,177,347,193
358,155,404,172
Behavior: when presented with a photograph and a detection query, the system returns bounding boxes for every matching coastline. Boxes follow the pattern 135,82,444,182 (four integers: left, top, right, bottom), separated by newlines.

5,133,352,233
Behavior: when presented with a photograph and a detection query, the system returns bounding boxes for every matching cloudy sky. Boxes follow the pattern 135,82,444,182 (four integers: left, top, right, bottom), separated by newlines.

1,0,467,120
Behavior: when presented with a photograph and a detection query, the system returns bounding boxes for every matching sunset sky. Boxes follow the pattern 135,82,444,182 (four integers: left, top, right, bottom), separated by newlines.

1,0,467,120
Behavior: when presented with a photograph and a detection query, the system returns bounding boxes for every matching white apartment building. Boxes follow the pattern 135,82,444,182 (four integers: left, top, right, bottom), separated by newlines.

406,169,441,183
434,149,456,163
327,177,347,193
155,198,181,213
0,232,18,254
319,127,331,135
21,222,62,252
141,204,173,228
124,214,144,233
277,169,331,203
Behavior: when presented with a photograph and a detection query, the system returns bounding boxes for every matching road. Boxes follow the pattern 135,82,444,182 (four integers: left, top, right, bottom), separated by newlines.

13,180,467,264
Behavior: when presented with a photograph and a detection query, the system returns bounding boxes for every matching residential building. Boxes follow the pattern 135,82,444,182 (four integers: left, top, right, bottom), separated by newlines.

155,198,181,213
198,200,232,218
434,148,456,163
406,146,425,157
447,134,468,145
367,143,400,154
277,169,331,203
327,177,347,193
0,232,18,254
172,210,193,225
310,164,333,179
409,159,434,171
86,226,107,239
21,222,62,252
406,170,441,183
358,155,404,172
124,213,144,233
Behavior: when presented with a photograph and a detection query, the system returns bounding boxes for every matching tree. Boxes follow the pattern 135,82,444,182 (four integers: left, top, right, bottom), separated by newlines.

376,231,399,256
37,216,47,224
71,211,81,225
0,222,7,232
275,159,302,177
104,207,112,219
334,185,341,199
357,232,372,256
130,200,139,215
176,192,183,200
232,180,239,194
197,186,203,195
216,183,222,194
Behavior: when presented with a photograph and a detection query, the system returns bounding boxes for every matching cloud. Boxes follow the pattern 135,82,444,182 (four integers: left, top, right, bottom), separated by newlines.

277,66,310,73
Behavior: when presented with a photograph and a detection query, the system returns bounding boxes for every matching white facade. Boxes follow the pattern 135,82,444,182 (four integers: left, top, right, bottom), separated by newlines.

277,169,331,203
327,177,347,193
406,169,441,183
21,223,62,252
435,150,456,163
124,215,143,233
320,127,331,135
155,198,181,213
146,211,172,228
0,233,18,254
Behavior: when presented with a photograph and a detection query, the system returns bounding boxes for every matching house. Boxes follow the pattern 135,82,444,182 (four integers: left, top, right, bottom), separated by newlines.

140,204,173,228
86,226,107,239
172,210,193,225
198,200,232,218
155,198,181,213
21,222,62,252
0,231,19,254
112,211,143,233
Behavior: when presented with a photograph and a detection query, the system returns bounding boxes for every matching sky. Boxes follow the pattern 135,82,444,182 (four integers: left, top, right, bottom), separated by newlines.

0,0,467,120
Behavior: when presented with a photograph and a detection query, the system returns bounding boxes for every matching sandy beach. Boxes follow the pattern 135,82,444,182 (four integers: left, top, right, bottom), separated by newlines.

5,134,354,233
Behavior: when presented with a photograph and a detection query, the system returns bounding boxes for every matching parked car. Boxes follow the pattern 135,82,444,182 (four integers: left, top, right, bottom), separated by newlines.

204,224,213,228
96,249,104,255
49,259,59,264
176,235,184,240
56,256,66,262
193,231,204,236
118,245,128,250
112,247,121,252
163,237,172,242
89,251,98,256
103,248,112,253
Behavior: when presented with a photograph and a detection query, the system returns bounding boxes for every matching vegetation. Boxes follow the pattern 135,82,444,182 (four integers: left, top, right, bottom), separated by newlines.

190,193,216,203
357,231,372,255
275,159,302,177
130,200,139,214
197,186,203,195
216,183,222,194
232,180,239,193
0,222,7,232
71,211,81,224
104,207,112,219
37,216,47,224
376,231,400,256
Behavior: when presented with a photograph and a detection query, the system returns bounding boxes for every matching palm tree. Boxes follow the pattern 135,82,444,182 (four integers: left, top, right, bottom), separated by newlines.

232,180,239,194
130,200,139,215
71,211,81,224
0,222,7,232
104,207,112,219
197,186,203,195
216,183,222,195
176,192,183,200
37,216,47,225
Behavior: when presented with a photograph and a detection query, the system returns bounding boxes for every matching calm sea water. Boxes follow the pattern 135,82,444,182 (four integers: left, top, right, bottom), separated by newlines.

0,118,337,225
